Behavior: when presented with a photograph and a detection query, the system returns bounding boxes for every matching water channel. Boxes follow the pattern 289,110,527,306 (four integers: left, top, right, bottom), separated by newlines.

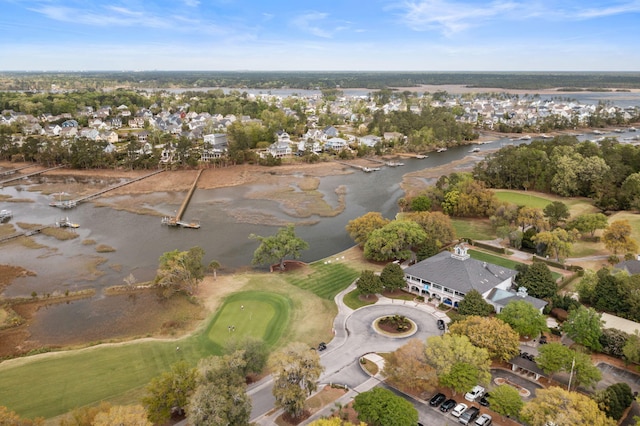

0,126,638,343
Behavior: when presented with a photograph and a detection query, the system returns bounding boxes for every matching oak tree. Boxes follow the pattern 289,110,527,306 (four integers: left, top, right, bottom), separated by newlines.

154,246,205,297
345,212,390,248
543,201,570,227
383,338,437,393
497,300,548,338
142,361,198,424
92,405,151,426
363,220,427,262
563,306,603,351
448,316,520,362
353,387,418,426
521,386,615,426
487,384,524,420
356,270,383,297
456,289,494,317
251,224,309,271
603,220,638,256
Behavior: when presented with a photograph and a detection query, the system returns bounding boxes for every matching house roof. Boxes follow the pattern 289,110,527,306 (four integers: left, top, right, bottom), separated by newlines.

509,356,546,376
403,248,518,294
486,288,548,311
615,260,640,275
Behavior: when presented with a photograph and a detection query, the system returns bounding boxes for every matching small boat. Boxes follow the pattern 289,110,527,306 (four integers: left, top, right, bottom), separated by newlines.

518,135,532,140
436,147,448,153
385,161,404,167
0,209,12,222
592,129,605,135
614,129,625,133
415,154,428,159
362,167,381,172
469,147,481,153
629,127,637,132
539,134,552,139
56,217,79,228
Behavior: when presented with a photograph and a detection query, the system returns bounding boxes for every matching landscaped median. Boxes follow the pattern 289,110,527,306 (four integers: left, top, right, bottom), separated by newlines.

0,253,364,420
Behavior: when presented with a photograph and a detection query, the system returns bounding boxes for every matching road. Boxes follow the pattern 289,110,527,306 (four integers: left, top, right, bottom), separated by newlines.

249,289,448,425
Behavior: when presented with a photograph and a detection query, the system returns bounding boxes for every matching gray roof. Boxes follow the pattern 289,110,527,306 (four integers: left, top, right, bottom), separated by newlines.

487,288,548,311
403,250,518,294
615,260,640,275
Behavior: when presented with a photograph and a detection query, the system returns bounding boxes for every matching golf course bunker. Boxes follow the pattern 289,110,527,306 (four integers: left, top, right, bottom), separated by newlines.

372,315,418,338
597,362,640,387
206,291,291,350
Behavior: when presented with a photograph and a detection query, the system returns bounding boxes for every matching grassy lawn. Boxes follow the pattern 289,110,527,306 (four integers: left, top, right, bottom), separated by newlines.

469,249,562,281
493,190,598,217
0,258,369,420
343,289,377,310
451,218,495,240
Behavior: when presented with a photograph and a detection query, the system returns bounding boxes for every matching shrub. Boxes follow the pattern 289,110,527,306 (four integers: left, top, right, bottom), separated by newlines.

551,307,568,322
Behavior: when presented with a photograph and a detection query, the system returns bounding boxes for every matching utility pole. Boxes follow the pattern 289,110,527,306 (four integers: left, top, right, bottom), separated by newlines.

567,356,576,391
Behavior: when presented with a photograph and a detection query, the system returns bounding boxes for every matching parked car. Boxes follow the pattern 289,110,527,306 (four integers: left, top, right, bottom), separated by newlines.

429,392,447,407
475,413,492,426
451,403,468,417
317,342,327,351
479,392,490,407
437,319,446,330
539,334,548,344
459,406,480,425
440,399,457,412
465,385,485,402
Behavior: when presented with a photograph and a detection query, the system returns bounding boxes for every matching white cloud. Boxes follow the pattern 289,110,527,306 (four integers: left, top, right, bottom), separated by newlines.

182,0,200,7
575,1,640,19
290,11,351,38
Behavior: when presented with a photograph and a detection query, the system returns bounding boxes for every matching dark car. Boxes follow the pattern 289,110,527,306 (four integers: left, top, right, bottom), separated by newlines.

440,398,457,412
539,334,548,344
479,393,490,407
429,392,446,407
437,319,446,330
317,342,327,351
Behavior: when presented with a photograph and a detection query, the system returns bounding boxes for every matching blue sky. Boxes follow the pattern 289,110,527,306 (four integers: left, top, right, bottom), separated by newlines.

1,0,639,71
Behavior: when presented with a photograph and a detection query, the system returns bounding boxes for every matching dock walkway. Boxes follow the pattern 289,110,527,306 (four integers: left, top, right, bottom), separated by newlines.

0,225,51,244
0,165,65,185
51,169,165,209
161,169,202,229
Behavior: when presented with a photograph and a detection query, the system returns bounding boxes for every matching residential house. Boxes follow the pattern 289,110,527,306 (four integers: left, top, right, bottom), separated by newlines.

324,137,348,151
404,244,547,312
266,140,292,158
359,135,381,148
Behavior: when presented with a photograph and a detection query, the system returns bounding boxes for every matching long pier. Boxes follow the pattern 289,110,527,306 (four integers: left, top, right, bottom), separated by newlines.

161,169,203,229
51,169,165,208
334,160,380,172
1,164,36,176
0,165,66,185
0,225,51,244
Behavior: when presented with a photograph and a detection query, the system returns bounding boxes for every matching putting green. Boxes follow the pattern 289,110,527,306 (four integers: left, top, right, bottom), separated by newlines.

204,291,291,352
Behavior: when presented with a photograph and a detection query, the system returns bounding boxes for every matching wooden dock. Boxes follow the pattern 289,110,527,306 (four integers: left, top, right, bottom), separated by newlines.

0,165,66,185
50,169,165,209
1,164,35,176
161,169,202,229
334,161,381,172
0,225,51,244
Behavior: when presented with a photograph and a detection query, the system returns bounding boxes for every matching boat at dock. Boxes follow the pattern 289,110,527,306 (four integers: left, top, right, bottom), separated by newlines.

436,147,448,153
56,217,79,228
518,135,532,140
0,209,12,222
362,167,381,173
385,161,404,167
161,216,201,229
469,147,481,153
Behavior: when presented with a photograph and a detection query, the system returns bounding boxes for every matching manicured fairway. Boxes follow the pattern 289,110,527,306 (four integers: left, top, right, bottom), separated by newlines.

451,218,495,240
494,190,553,209
204,291,290,353
286,261,359,300
0,291,291,420
469,249,562,281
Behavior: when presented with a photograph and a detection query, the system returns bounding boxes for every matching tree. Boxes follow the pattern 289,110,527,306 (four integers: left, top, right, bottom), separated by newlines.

207,259,221,280
403,211,456,248
379,262,406,291
516,262,557,299
603,220,638,256
363,220,427,262
599,328,629,358
623,330,640,364
187,352,251,426
410,195,432,212
595,383,634,421
456,289,494,317
522,386,615,426
308,419,365,426
223,336,270,377
251,224,309,271
0,406,44,425
439,361,482,395
345,212,390,248
424,334,491,393
383,338,437,393
154,246,205,297
497,300,548,337
356,270,383,297
448,316,520,362
563,306,603,351
270,342,324,419
536,343,572,382
532,228,579,261
517,207,546,232
567,213,608,238
142,361,198,424
544,201,570,227
571,351,602,390
93,405,151,426
353,387,418,426
487,384,524,420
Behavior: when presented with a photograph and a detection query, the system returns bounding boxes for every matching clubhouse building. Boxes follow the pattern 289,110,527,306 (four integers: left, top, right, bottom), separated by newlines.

403,244,547,313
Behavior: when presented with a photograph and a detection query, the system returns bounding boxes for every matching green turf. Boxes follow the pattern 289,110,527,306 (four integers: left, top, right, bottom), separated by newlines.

285,261,359,300
0,291,291,420
468,249,562,281
494,191,553,209
342,289,377,310
451,218,495,240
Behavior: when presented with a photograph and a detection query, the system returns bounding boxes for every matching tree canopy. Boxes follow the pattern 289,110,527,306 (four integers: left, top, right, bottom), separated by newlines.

563,306,603,351
448,316,520,362
356,270,383,297
379,262,406,291
270,342,324,419
383,338,437,393
521,386,615,426
497,300,548,337
543,201,570,227
345,212,390,248
457,289,495,317
142,361,198,424
251,224,309,271
363,220,427,262
154,246,205,298
487,384,524,420
516,262,558,299
353,387,418,426
603,220,638,256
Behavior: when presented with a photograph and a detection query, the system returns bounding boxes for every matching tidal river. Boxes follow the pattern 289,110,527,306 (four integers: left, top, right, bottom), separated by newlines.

0,129,632,343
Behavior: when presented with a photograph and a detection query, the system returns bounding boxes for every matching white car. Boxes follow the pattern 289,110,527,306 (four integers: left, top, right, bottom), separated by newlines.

451,402,468,417
475,413,492,426
465,385,485,402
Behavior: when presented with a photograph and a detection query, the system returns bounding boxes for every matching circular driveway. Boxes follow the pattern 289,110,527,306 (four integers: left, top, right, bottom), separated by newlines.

319,304,441,387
